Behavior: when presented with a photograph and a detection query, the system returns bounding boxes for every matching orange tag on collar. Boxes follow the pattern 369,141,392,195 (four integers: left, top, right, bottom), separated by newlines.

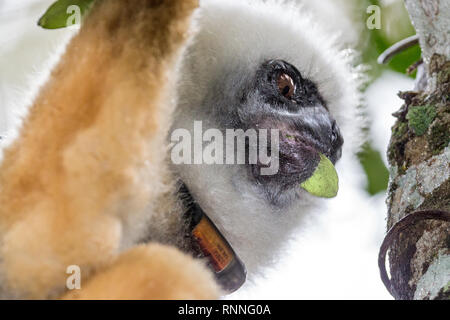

192,216,233,272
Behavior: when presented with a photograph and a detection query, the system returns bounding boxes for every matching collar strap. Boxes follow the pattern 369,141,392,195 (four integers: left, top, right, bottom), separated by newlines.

179,184,247,294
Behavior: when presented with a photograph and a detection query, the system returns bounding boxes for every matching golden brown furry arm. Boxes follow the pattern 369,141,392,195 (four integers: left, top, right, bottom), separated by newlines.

0,0,218,299
62,244,219,300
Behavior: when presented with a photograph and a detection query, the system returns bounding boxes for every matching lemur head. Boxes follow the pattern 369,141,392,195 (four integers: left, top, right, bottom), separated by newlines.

171,0,362,276
236,58,344,205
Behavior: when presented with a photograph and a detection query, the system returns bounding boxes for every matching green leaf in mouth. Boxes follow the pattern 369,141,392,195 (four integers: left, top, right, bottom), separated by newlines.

38,0,95,29
300,153,339,198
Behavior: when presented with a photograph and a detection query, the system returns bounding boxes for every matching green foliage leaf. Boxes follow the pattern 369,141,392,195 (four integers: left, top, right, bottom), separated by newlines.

358,143,389,195
38,0,95,29
363,0,421,78
301,154,339,198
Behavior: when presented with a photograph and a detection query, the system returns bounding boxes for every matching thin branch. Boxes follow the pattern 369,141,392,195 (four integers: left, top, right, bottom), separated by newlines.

379,210,450,298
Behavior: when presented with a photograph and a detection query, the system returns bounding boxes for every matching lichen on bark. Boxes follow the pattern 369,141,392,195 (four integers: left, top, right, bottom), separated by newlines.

414,254,450,300
406,105,437,136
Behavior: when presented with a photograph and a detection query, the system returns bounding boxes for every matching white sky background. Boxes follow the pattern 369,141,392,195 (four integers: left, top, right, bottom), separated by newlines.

0,0,415,299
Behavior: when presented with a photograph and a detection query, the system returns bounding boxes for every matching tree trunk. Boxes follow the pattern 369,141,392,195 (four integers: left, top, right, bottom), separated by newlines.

381,0,450,300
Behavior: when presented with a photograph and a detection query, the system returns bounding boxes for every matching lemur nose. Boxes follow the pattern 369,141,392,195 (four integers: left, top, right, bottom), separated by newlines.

295,114,343,162
330,120,343,147
331,121,339,144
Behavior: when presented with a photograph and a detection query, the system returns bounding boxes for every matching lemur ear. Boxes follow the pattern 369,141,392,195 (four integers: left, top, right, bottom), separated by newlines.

38,0,95,29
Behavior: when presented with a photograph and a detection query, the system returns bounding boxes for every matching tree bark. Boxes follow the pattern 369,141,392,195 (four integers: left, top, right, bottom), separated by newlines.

383,0,450,300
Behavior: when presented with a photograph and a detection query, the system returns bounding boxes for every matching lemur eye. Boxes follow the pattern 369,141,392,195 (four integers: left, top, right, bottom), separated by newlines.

277,72,295,99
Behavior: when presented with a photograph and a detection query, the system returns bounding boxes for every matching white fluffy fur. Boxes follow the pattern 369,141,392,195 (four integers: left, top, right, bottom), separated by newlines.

172,0,363,276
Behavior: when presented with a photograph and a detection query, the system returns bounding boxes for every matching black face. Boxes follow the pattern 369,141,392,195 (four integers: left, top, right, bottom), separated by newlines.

234,60,344,205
